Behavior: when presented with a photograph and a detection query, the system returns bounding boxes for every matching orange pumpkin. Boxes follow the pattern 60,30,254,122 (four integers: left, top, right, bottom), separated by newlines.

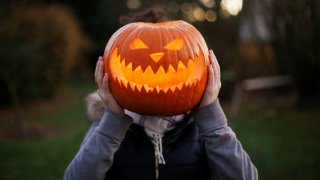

103,20,209,116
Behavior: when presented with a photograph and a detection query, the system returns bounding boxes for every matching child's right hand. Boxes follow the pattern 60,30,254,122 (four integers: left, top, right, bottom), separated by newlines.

95,56,124,116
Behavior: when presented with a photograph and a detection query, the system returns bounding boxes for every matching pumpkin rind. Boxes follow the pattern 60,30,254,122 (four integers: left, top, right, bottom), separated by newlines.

103,20,209,116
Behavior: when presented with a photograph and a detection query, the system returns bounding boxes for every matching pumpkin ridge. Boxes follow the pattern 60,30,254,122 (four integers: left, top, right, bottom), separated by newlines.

175,25,196,60
117,25,140,57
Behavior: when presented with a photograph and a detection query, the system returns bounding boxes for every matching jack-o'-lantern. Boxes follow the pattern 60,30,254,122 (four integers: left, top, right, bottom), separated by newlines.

103,20,209,116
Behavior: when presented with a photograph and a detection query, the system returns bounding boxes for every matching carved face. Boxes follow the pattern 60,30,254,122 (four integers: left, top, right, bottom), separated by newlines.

104,20,209,116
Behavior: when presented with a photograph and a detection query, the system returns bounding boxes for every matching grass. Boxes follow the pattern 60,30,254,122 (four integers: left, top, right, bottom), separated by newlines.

231,101,320,180
0,81,319,180
0,81,96,180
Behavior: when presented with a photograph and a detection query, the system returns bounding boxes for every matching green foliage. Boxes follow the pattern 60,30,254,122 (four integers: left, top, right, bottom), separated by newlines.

0,3,93,105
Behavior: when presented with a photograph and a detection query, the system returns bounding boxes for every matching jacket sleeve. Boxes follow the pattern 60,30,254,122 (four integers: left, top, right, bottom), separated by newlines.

193,99,258,180
63,110,132,180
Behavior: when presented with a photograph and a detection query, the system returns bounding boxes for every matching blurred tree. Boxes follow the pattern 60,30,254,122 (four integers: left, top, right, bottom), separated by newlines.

0,3,93,135
268,0,320,107
242,0,320,107
35,0,131,68
237,0,277,79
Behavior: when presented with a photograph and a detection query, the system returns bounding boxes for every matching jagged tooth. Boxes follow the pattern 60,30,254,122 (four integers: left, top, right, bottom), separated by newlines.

150,65,159,74
116,48,121,57
163,64,170,73
184,82,188,88
189,81,195,87
162,87,169,94
136,84,142,92
143,84,150,93
131,62,140,72
126,62,132,69
178,61,187,70
113,75,118,82
120,58,126,68
156,66,165,75
169,86,176,93
144,65,155,74
171,62,179,72
128,81,135,91
193,79,199,86
155,86,161,94
140,64,148,73
115,76,121,85
150,87,156,94
121,78,128,88
133,65,142,72
116,77,122,86
116,53,121,63
168,64,176,73
124,59,131,67
177,82,184,91
194,79,199,85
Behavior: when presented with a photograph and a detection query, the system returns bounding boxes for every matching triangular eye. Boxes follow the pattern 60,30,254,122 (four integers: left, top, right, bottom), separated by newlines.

129,37,149,49
164,38,184,50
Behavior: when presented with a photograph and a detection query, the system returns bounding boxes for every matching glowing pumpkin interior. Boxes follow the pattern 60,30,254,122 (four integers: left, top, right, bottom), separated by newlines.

104,20,209,116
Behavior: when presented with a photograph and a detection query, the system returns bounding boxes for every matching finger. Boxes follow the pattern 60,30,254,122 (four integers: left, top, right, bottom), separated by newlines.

207,49,212,65
212,52,220,78
212,56,221,89
102,73,114,105
97,89,105,101
94,57,100,81
208,50,218,80
211,52,220,80
102,73,111,93
207,63,215,86
216,58,220,78
97,59,104,87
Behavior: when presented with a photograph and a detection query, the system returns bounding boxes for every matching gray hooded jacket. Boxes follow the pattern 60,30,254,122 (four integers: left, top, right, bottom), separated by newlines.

64,92,258,180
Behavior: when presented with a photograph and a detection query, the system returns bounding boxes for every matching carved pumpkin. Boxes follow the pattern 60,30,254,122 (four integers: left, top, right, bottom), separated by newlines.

103,20,209,116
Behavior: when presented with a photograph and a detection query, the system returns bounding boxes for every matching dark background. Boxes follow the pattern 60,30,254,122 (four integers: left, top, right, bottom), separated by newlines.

1,0,319,179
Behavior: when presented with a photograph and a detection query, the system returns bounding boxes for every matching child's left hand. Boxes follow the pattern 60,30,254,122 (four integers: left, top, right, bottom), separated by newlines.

199,50,221,107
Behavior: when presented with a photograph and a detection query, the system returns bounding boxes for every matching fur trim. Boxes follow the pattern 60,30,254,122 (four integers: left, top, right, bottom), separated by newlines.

85,91,105,122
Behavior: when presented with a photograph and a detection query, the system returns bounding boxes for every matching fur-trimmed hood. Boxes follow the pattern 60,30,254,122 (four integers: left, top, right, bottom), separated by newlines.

85,91,105,122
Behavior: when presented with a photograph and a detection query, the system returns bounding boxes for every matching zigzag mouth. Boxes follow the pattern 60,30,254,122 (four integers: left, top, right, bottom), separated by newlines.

109,48,205,93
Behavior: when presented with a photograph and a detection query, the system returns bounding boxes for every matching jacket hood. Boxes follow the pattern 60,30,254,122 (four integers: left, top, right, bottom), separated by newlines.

85,91,104,122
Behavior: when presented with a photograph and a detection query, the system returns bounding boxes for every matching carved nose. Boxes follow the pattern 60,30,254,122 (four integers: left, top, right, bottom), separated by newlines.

150,52,164,62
